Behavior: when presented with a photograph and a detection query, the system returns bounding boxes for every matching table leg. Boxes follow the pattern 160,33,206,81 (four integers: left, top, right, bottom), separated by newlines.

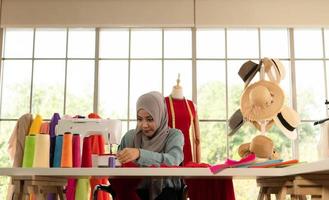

277,186,287,200
258,187,267,200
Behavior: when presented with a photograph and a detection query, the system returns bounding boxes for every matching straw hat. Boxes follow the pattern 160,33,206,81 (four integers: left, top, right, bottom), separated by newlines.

238,60,260,87
238,143,251,158
238,135,275,159
240,80,284,121
228,109,244,136
273,105,300,140
250,135,274,158
252,119,275,132
263,57,286,84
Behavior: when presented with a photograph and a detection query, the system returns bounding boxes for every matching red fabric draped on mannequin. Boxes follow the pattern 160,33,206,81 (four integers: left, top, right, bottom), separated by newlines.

165,96,235,200
165,97,195,164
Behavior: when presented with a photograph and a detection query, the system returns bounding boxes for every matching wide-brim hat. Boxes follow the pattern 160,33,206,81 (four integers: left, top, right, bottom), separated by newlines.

240,80,285,121
252,119,275,132
273,105,300,140
238,60,260,88
228,109,244,136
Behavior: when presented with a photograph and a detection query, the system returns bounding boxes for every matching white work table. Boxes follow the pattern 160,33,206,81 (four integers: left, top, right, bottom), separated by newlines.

1,159,329,178
2,159,329,200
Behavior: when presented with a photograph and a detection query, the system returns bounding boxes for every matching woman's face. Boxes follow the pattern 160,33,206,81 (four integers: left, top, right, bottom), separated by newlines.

137,109,157,137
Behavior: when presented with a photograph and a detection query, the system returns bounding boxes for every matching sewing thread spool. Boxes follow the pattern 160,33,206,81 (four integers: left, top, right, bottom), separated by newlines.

108,155,116,168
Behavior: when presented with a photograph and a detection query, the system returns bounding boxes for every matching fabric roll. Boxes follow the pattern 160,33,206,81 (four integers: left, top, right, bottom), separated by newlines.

81,136,92,167
22,135,36,168
8,113,33,167
29,114,43,135
66,179,77,200
75,179,90,200
33,134,50,168
98,135,105,155
49,136,56,167
53,135,63,168
73,134,81,168
90,134,109,200
49,113,61,137
40,122,50,134
91,135,100,155
61,132,73,168
47,194,56,200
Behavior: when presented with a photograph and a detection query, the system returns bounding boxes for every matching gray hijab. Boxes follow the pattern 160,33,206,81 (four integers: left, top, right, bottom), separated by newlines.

133,91,170,152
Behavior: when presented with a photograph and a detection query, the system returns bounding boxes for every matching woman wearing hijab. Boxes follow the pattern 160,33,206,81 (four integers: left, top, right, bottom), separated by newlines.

112,91,184,200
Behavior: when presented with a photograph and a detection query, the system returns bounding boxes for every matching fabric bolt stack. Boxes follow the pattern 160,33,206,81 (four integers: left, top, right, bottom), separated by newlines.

7,112,111,200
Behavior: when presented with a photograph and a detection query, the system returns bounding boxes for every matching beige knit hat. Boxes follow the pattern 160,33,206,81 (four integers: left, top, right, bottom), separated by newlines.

240,80,285,121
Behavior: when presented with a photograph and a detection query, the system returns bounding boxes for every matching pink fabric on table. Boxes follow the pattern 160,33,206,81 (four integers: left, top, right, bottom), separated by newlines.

210,153,256,174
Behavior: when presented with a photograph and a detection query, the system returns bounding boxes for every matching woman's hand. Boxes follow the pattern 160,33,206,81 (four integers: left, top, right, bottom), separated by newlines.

117,148,140,164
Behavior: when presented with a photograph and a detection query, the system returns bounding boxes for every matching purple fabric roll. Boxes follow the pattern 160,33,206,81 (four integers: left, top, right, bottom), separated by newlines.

49,113,60,137
47,193,56,200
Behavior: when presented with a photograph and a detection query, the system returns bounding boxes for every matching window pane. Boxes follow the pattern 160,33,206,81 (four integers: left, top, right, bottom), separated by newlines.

0,121,16,167
279,60,292,106
130,60,162,118
131,29,162,58
260,28,289,58
32,60,65,117
294,28,323,58
129,121,137,131
99,29,129,58
200,122,226,164
299,122,320,162
295,60,326,120
227,28,259,58
197,29,225,58
229,125,258,159
164,29,191,58
163,60,192,99
121,121,128,138
227,60,248,115
233,180,259,200
68,28,95,58
0,121,15,198
99,60,128,119
325,29,329,58
34,28,67,58
66,60,94,115
197,61,225,119
267,128,293,161
4,28,33,58
1,60,32,118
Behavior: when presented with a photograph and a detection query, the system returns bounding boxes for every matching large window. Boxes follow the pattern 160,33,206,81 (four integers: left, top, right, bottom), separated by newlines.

1,27,329,199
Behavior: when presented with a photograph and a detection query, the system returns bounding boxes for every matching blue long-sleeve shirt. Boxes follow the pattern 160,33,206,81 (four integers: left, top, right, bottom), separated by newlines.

118,128,184,194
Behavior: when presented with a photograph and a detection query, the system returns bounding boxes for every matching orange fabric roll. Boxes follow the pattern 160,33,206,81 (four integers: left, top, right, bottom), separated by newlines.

61,132,73,168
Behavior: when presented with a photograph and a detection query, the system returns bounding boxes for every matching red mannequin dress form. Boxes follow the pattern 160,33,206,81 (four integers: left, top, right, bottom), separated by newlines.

165,96,199,164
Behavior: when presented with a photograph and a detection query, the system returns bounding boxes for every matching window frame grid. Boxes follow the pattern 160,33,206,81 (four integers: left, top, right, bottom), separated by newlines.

1,27,329,161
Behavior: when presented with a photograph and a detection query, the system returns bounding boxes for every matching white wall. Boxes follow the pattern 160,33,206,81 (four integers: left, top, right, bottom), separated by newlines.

2,0,329,27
